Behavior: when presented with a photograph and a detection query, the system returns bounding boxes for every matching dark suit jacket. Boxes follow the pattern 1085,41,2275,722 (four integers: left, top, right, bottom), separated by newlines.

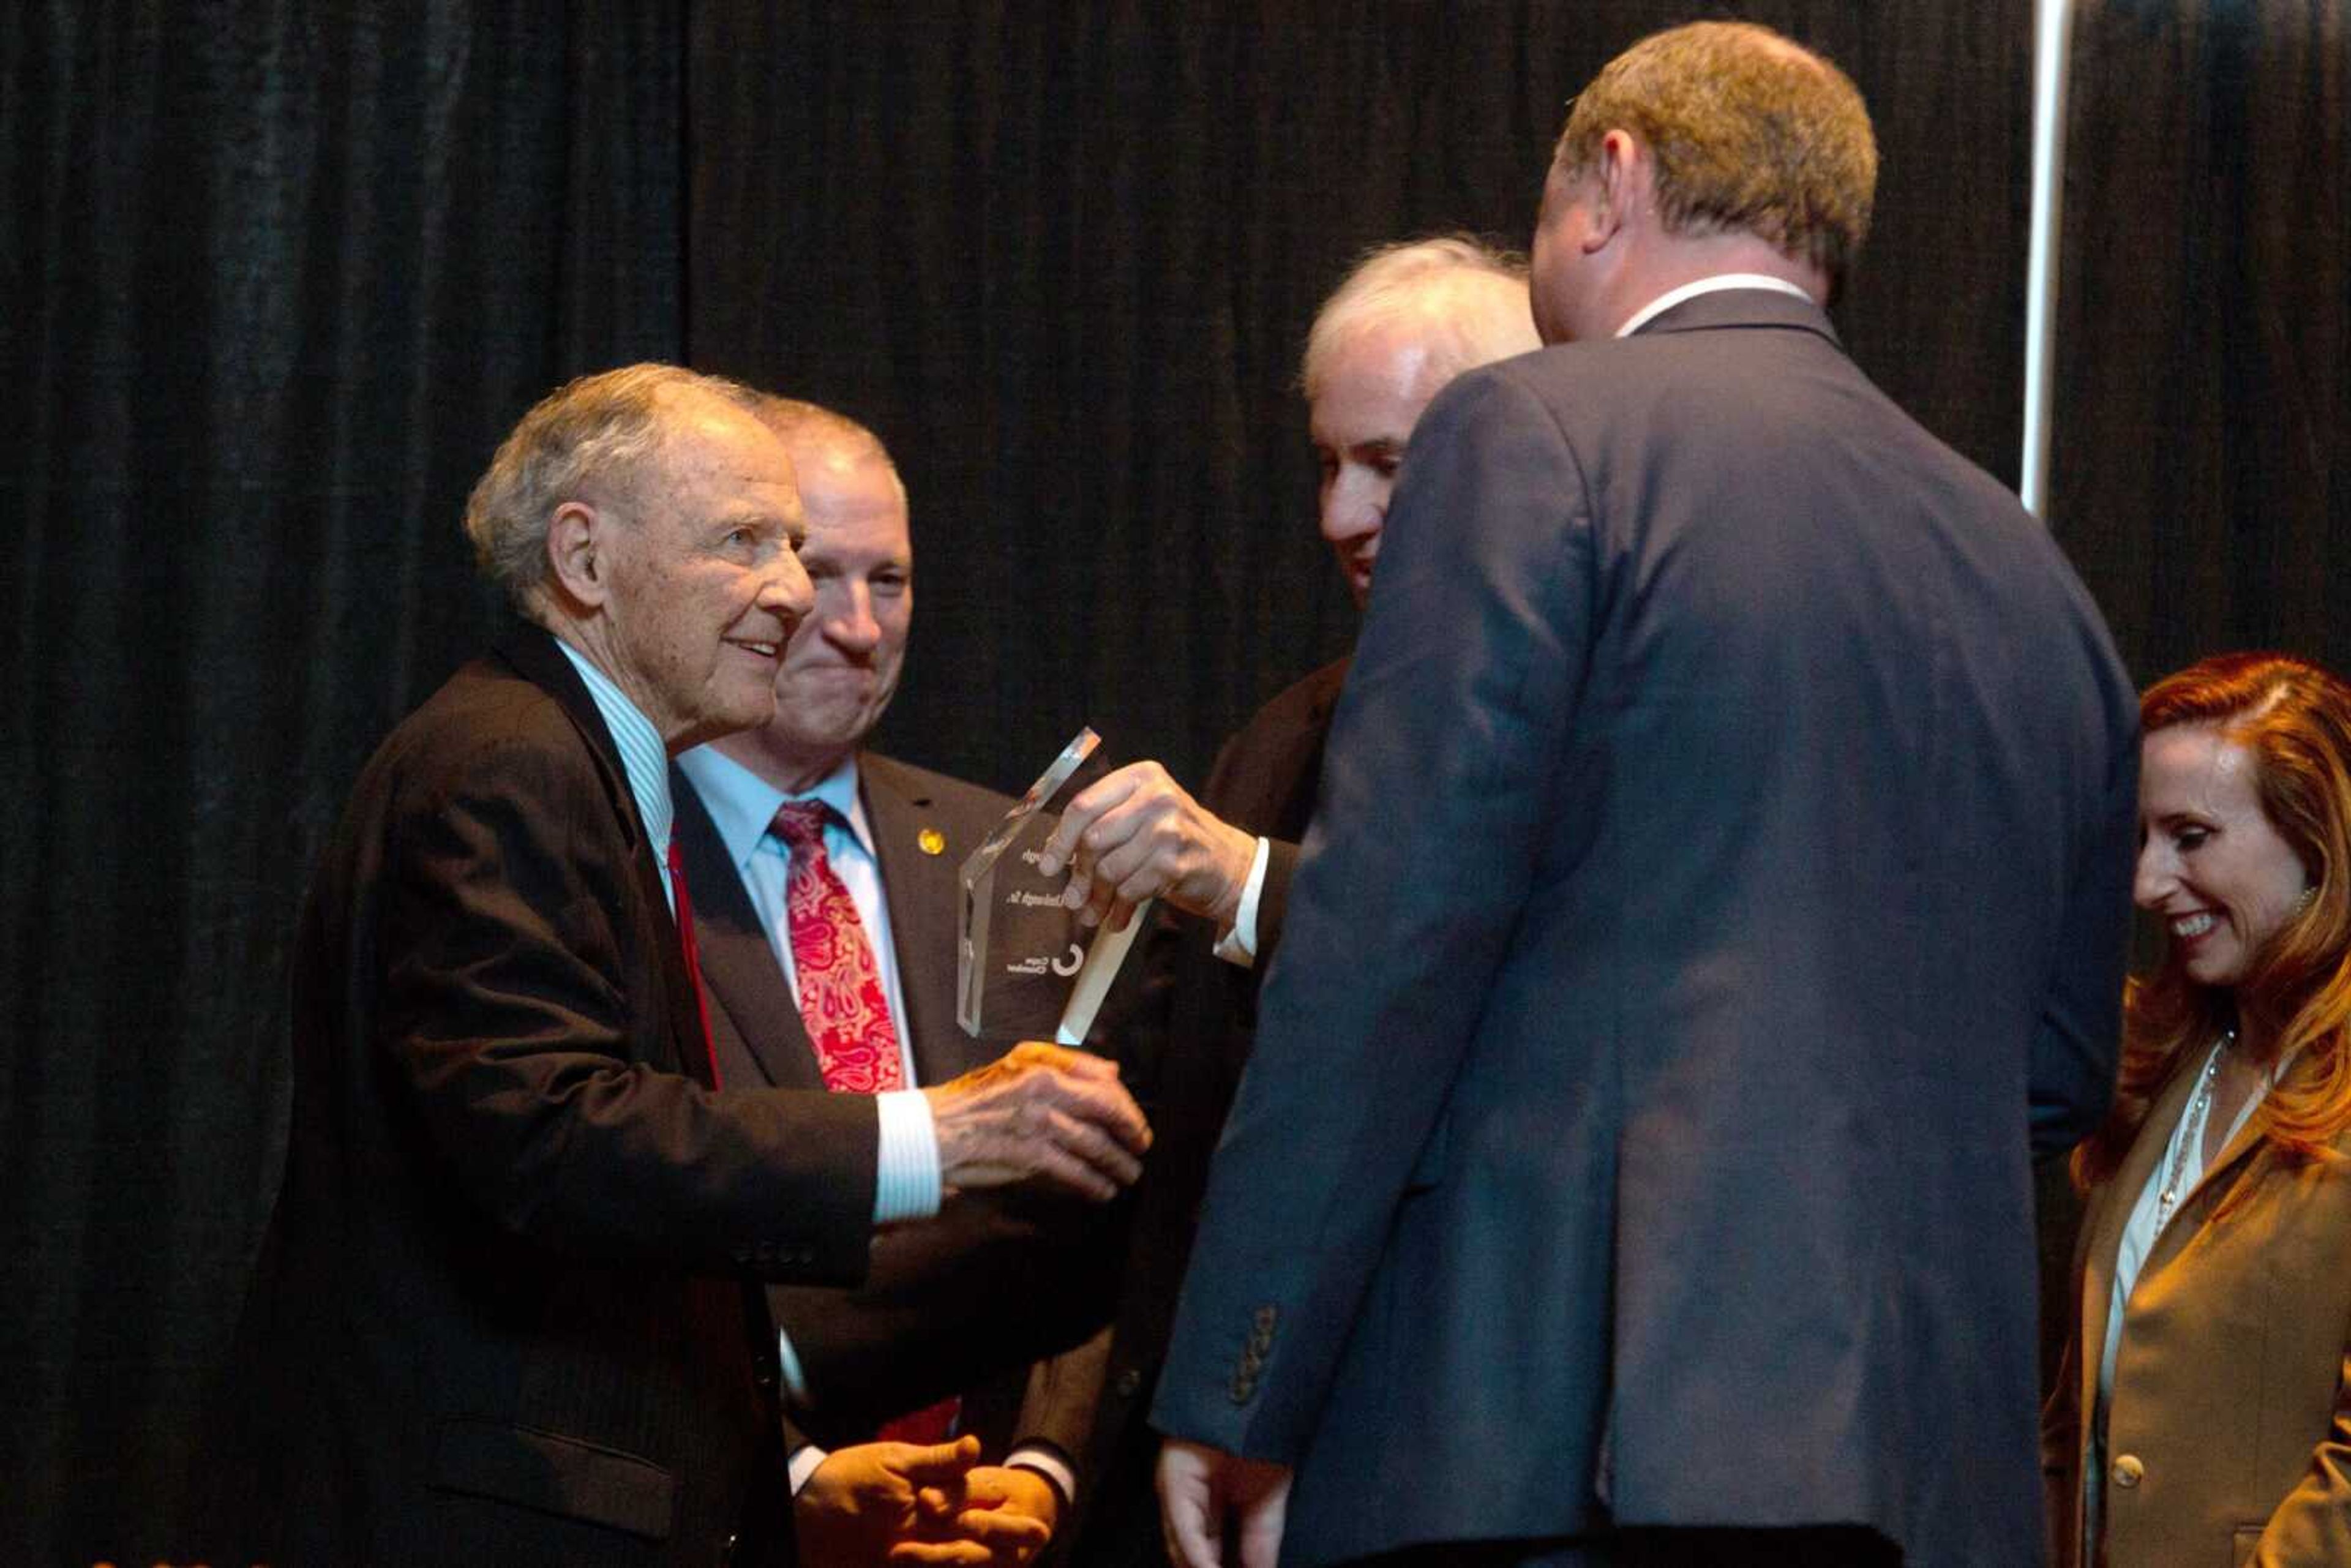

673,751,1114,1457
1150,291,2141,1568
218,626,881,1568
1062,657,1346,1567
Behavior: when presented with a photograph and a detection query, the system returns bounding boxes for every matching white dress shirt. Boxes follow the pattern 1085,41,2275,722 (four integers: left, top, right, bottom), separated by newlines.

1615,272,1815,337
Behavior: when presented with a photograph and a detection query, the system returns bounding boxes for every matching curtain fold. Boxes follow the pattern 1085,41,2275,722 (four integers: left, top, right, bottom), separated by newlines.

2053,0,2351,683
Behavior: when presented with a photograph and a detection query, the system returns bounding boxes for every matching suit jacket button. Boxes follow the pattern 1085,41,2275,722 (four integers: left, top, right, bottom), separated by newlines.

2110,1454,2144,1489
1114,1367,1144,1398
719,1529,740,1566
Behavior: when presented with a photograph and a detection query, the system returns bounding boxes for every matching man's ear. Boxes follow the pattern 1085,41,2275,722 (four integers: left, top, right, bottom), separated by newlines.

1583,127,1648,253
546,500,609,610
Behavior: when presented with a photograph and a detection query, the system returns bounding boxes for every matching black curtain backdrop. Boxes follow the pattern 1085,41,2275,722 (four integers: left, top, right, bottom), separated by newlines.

7,2,2336,1562
2,5,688,1558
688,0,2033,793
2053,0,2351,685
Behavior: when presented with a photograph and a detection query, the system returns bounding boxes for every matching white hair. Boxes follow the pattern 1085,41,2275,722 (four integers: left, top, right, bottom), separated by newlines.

462,363,765,612
1300,235,1542,401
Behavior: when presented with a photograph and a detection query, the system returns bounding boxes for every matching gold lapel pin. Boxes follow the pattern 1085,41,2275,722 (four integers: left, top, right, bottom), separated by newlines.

917,827,947,857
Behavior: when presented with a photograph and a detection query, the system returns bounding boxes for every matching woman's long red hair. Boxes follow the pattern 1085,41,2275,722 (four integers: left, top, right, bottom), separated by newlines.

2074,652,2351,1188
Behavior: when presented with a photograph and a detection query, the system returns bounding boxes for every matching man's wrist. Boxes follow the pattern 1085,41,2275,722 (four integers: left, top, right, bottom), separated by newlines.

1210,836,1272,969
1004,1442,1076,1510
873,1088,940,1220
787,1441,831,1496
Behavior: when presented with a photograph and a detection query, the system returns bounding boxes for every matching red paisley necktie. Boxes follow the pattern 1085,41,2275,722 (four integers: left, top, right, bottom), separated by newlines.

770,799,958,1445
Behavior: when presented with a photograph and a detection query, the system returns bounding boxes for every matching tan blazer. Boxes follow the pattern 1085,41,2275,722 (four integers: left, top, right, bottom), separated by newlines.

2046,1053,2351,1567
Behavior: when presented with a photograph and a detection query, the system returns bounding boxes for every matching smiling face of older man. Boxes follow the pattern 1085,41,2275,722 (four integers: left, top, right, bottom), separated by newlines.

542,386,814,752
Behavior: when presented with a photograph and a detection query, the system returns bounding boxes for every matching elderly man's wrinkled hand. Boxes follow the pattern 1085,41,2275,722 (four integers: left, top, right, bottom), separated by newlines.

924,1041,1150,1202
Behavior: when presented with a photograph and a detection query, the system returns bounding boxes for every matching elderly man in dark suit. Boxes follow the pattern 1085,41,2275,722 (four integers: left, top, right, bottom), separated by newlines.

1150,22,2137,1568
1038,238,1540,1566
217,366,1149,1568
672,398,1116,1566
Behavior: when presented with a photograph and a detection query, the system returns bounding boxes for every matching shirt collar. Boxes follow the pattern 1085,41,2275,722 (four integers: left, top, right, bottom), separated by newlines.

1615,273,1816,339
675,745,874,873
552,638,673,853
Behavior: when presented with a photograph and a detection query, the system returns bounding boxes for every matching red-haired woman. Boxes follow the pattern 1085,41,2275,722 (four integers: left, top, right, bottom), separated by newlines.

2046,651,2351,1567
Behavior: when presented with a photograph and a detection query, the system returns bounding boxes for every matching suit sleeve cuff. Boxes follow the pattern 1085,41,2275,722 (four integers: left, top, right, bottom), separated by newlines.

1210,837,1272,969
873,1089,941,1222
1005,1442,1077,1510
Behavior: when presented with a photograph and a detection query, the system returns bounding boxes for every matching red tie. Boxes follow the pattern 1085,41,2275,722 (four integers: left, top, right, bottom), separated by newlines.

771,800,958,1444
666,835,722,1090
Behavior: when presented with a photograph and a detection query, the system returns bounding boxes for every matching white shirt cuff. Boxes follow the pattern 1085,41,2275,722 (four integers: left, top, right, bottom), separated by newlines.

1210,837,1272,969
1006,1444,1078,1507
873,1088,941,1222
788,1441,830,1496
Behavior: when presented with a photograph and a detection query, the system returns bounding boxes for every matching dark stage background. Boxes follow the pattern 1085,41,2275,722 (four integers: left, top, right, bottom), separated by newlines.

4,2,2344,1561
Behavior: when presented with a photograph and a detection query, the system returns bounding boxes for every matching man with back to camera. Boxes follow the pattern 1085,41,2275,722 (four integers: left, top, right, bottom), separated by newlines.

1032,237,1542,1565
1147,22,2138,1568
670,396,1118,1566
212,365,1150,1568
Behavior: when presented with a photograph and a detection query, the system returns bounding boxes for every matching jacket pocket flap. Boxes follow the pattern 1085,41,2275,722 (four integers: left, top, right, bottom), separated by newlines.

430,1419,675,1540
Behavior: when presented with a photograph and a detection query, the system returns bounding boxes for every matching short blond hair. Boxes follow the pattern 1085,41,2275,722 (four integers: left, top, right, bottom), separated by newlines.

1554,21,1877,297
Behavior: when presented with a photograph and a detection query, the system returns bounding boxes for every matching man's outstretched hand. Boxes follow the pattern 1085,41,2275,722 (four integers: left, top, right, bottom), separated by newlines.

1037,762,1257,934
924,1041,1150,1202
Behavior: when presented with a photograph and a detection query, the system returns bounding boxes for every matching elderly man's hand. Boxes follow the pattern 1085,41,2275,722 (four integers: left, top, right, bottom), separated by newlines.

1157,1439,1291,1568
798,1436,984,1568
924,1041,1150,1202
1035,762,1257,934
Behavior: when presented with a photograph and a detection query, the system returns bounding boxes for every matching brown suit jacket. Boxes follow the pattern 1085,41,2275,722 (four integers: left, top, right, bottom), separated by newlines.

2047,1054,2351,1567
673,751,1115,1461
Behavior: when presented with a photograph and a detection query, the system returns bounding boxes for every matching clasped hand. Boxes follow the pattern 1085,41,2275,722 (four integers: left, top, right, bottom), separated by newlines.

798,1435,1061,1567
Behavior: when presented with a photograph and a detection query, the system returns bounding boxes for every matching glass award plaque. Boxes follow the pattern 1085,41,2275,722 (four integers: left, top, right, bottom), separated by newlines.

958,727,1153,1045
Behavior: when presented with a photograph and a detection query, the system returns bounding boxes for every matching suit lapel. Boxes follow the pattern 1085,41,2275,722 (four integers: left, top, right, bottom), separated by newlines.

861,755,989,1084
2077,1057,2203,1425
2137,1057,2280,1280
497,625,706,1084
669,768,824,1090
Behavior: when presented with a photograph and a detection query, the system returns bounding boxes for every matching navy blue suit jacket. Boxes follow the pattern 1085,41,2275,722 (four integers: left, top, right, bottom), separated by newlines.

1152,291,2138,1568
